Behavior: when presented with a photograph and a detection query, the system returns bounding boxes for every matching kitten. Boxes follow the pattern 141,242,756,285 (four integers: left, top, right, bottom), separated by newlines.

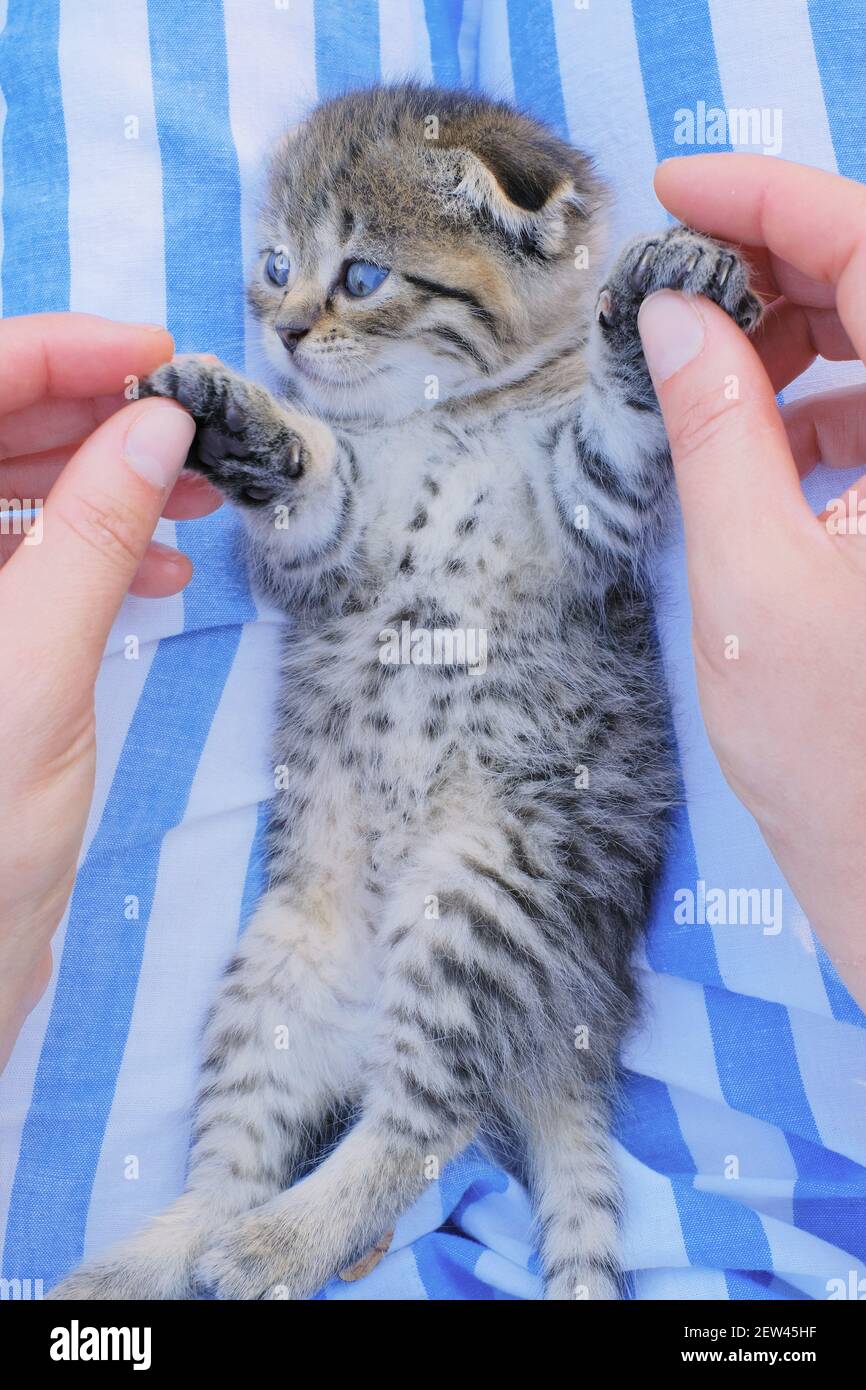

51,84,759,1301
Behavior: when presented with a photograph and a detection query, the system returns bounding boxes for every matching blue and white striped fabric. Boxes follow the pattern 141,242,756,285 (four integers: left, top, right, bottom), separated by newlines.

2,0,865,1301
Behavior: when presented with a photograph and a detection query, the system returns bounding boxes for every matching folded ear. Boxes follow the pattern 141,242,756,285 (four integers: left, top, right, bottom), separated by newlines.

445,134,598,251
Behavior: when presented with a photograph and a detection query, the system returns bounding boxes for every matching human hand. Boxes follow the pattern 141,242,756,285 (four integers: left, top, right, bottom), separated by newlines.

637,155,866,1010
0,314,223,1066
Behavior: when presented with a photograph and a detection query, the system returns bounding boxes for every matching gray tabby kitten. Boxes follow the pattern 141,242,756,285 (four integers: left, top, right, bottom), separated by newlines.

52,85,759,1301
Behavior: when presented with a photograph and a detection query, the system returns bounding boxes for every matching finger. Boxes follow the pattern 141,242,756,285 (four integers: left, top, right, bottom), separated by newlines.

162,471,224,520
0,391,125,460
767,254,837,310
0,447,69,504
782,387,866,478
129,539,194,597
1,398,195,690
0,489,215,568
0,313,173,415
0,469,221,574
751,298,857,394
0,448,223,524
730,242,779,304
654,155,866,360
751,298,815,393
636,289,808,585
735,245,837,310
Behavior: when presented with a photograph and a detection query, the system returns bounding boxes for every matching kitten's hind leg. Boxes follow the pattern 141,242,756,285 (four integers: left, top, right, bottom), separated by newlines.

193,813,583,1300
193,863,501,1298
48,882,373,1300
522,1090,623,1301
195,1104,474,1300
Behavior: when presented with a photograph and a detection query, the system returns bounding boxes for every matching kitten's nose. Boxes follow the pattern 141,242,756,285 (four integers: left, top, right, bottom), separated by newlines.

276,323,311,354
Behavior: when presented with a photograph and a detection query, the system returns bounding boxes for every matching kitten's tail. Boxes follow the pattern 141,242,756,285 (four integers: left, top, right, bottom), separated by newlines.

525,1091,623,1300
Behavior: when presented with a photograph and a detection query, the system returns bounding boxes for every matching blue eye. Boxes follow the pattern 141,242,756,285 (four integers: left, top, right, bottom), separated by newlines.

344,260,389,297
265,248,290,287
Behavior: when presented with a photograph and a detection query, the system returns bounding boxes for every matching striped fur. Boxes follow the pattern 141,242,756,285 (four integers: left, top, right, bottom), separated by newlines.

50,85,759,1302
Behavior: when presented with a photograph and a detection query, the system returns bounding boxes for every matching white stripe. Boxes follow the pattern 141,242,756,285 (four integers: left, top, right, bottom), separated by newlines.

672,1084,797,1228
104,569,184,659
635,1266,729,1298
789,1005,866,1164
472,1247,541,1298
709,0,835,167
379,0,433,82
552,0,662,261
710,0,866,405
475,0,516,104
58,0,166,322
457,0,482,86
625,970,724,1104
619,1142,691,1273
223,0,317,395
760,1205,866,1294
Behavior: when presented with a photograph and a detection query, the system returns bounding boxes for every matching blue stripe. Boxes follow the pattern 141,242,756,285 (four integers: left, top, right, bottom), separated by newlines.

149,0,246,370
631,0,730,163
618,1071,697,1178
787,1131,866,1267
147,0,256,643
314,0,380,100
645,634,721,987
175,507,257,632
725,1269,778,1300
423,0,464,87
814,939,866,1028
3,628,243,1286
0,0,69,314
703,988,821,1144
239,799,271,935
645,798,724,987
808,0,866,182
506,0,568,139
766,1272,818,1300
672,1179,773,1274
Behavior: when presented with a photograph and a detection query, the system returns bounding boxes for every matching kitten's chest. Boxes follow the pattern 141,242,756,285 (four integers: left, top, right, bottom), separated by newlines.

347,412,563,588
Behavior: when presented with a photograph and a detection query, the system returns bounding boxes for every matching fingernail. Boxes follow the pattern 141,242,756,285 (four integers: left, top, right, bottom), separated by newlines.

124,403,196,490
637,290,705,384
130,322,169,333
132,538,185,576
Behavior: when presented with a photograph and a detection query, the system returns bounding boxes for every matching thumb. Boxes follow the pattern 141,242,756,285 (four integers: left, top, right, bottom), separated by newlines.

3,397,196,691
637,289,808,576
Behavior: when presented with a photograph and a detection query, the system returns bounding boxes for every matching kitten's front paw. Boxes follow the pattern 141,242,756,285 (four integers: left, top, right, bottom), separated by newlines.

138,358,311,509
597,225,762,341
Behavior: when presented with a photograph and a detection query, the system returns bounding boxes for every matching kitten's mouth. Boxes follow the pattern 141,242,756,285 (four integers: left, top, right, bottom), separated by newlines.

291,353,347,385
291,352,383,389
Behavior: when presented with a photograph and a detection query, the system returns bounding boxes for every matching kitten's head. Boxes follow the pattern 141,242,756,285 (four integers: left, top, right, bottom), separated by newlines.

249,84,606,422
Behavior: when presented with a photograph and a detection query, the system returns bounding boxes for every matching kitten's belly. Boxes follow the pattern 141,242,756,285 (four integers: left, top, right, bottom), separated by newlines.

280,581,602,849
